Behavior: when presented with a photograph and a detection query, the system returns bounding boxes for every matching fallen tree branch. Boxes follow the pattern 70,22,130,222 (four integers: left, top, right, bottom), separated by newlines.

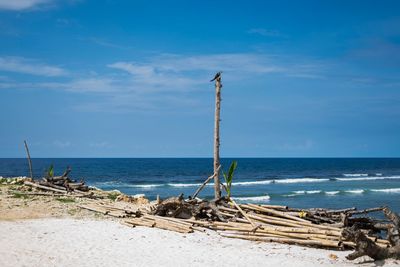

343,226,400,260
192,165,221,199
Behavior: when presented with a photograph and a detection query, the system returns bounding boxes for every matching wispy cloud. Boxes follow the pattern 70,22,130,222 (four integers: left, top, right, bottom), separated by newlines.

108,62,155,77
0,52,327,112
349,38,400,67
107,53,288,89
85,37,132,50
247,28,286,37
0,0,53,11
53,140,71,148
152,53,285,74
0,57,67,77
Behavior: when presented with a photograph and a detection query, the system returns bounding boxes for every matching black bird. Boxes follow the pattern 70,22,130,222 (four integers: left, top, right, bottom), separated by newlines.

210,71,222,82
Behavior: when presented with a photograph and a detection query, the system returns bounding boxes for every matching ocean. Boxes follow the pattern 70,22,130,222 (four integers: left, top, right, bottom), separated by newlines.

1,158,400,212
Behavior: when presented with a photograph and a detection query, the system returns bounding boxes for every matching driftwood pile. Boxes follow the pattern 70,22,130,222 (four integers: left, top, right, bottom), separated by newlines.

65,191,400,261
115,195,398,261
23,167,89,195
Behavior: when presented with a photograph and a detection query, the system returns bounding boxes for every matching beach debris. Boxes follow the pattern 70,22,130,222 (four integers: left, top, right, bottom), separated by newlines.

0,176,30,185
22,166,90,196
116,194,397,255
23,140,34,179
329,253,338,260
115,194,149,205
12,171,400,259
342,207,400,260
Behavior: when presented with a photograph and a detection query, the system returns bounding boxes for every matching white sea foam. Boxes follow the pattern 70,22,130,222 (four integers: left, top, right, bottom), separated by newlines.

293,190,305,194
376,173,383,176
232,180,273,186
168,183,203,187
336,175,400,181
169,177,329,187
343,173,368,177
274,178,329,184
306,190,321,194
370,188,400,193
345,189,364,194
130,184,163,188
95,181,121,186
325,191,340,195
233,195,270,202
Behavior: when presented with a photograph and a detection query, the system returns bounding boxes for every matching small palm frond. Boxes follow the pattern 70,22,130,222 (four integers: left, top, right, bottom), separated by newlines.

223,161,237,198
46,164,54,178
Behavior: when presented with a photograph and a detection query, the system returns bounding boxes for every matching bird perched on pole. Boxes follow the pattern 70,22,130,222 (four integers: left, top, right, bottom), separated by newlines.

210,71,222,82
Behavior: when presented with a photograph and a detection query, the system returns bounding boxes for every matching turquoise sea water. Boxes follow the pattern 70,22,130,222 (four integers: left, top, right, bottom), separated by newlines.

1,158,400,212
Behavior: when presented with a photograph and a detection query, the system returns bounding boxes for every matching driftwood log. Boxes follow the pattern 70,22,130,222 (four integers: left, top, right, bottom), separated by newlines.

151,195,228,221
342,207,400,260
23,166,90,196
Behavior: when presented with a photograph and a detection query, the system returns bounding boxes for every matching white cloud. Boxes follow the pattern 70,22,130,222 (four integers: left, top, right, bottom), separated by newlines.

0,0,52,10
86,37,131,50
53,140,71,148
0,57,67,77
108,62,155,77
0,52,325,112
106,53,287,93
152,53,285,74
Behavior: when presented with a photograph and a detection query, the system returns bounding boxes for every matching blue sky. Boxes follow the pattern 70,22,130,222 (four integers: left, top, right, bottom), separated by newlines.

0,0,400,157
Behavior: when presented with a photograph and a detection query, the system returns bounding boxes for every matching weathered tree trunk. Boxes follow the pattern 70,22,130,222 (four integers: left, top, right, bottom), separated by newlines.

343,226,400,260
23,140,34,180
383,207,400,247
213,73,222,199
343,208,400,260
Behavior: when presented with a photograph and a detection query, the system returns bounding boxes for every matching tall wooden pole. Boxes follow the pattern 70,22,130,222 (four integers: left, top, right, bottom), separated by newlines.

212,72,222,199
24,140,34,180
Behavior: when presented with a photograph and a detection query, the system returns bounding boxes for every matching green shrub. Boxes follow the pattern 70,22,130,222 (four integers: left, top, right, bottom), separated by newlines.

107,191,120,201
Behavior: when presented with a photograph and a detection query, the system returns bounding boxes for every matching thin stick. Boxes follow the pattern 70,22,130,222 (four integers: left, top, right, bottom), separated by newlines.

230,199,257,228
24,140,34,180
192,165,221,199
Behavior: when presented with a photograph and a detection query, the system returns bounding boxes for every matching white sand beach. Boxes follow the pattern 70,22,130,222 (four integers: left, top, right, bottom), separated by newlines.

0,218,398,267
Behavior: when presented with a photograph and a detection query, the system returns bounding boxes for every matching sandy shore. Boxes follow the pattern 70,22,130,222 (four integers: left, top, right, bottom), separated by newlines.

1,183,399,266
0,218,398,267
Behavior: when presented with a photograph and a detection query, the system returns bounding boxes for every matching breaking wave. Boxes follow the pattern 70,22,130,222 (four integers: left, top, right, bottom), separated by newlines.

370,188,400,193
345,189,364,194
93,174,400,190
343,173,368,177
233,195,271,202
325,191,340,195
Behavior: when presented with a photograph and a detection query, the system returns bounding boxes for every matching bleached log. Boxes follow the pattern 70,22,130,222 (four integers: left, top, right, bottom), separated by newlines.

24,181,67,194
220,233,341,248
230,199,258,227
242,204,311,223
